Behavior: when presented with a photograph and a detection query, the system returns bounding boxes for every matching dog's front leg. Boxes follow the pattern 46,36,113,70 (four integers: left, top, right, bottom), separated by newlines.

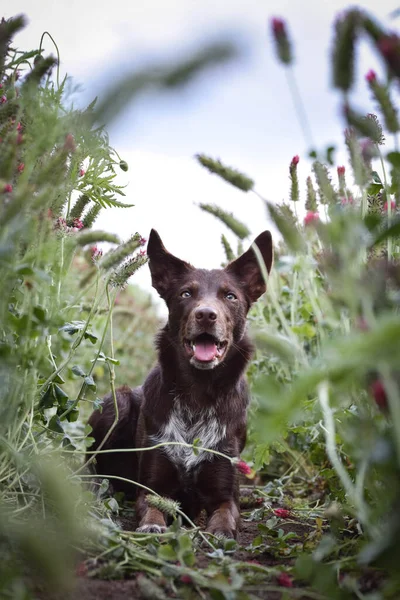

196,459,240,538
136,448,179,533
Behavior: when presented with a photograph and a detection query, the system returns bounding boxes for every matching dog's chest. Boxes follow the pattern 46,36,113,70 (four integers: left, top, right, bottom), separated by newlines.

151,399,226,470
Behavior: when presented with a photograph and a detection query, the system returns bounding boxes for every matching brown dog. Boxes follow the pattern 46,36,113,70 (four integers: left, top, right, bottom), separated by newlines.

88,229,273,538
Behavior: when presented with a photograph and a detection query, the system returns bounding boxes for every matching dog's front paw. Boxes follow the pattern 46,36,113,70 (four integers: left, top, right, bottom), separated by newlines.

207,525,236,540
136,523,167,534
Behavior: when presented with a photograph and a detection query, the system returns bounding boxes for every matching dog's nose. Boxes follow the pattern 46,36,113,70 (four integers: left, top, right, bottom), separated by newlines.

195,306,217,323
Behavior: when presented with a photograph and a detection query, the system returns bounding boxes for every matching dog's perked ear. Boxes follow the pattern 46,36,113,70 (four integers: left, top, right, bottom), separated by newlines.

225,231,273,305
147,229,193,299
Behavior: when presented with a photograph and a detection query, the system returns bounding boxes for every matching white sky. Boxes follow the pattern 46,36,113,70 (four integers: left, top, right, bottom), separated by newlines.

4,0,397,307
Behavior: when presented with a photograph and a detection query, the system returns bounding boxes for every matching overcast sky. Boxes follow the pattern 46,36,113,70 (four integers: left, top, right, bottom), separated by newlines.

4,0,397,307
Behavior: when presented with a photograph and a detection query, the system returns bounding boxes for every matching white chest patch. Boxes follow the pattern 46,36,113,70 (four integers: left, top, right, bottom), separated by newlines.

150,400,226,470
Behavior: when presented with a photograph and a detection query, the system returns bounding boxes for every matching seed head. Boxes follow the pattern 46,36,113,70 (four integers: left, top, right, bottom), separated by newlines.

270,17,293,65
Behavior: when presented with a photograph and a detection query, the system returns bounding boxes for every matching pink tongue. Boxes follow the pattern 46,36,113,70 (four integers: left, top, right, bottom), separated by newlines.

194,340,217,362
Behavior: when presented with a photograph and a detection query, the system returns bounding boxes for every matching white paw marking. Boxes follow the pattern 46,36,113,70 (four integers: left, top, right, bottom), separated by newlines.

136,524,166,534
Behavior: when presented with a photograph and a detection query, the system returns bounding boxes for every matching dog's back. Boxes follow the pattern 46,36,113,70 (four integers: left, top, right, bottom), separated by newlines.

88,229,273,537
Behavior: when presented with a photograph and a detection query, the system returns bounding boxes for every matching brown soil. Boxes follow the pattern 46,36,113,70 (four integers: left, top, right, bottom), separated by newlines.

35,513,317,600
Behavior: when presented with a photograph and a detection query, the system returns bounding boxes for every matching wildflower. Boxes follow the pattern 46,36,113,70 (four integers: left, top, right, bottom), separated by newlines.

332,9,360,91
16,122,23,132
76,562,88,577
196,154,254,192
277,572,293,587
64,133,76,153
17,163,24,173
365,69,376,83
274,508,291,518
139,249,146,256
337,166,345,175
304,211,319,225
3,184,12,193
369,379,387,411
0,95,6,104
55,217,68,231
73,218,84,230
289,155,300,202
340,196,354,206
91,246,103,261
305,176,317,211
180,575,192,584
139,236,147,246
378,34,400,77
79,168,86,177
236,459,252,476
270,17,293,65
384,200,396,212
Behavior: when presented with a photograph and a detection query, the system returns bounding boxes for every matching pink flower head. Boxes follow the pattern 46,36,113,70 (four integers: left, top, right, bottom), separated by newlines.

365,69,377,83
277,572,293,588
91,246,103,261
274,508,291,518
271,17,286,35
55,217,67,230
73,218,84,230
0,95,6,104
0,83,2,88
16,122,23,132
3,184,12,193
79,168,86,177
17,163,25,173
139,249,147,256
139,236,147,246
304,211,319,225
384,200,396,212
370,379,387,411
291,155,299,166
337,166,345,176
341,195,354,206
76,562,88,577
64,133,76,153
180,575,192,584
236,459,252,475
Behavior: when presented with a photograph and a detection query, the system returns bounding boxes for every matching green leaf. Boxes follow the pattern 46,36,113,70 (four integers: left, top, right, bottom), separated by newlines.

48,415,64,434
83,331,98,344
371,216,400,247
53,384,69,405
387,151,400,169
192,438,201,456
104,497,119,513
72,365,86,377
157,544,177,561
84,375,97,391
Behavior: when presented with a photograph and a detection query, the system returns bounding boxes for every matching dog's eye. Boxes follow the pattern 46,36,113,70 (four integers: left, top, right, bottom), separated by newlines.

225,292,237,301
181,290,192,298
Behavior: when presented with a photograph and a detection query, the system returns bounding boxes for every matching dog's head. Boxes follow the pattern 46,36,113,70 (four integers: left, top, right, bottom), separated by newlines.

147,229,273,370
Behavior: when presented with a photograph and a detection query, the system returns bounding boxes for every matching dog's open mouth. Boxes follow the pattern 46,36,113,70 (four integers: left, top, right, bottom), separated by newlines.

184,333,227,364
